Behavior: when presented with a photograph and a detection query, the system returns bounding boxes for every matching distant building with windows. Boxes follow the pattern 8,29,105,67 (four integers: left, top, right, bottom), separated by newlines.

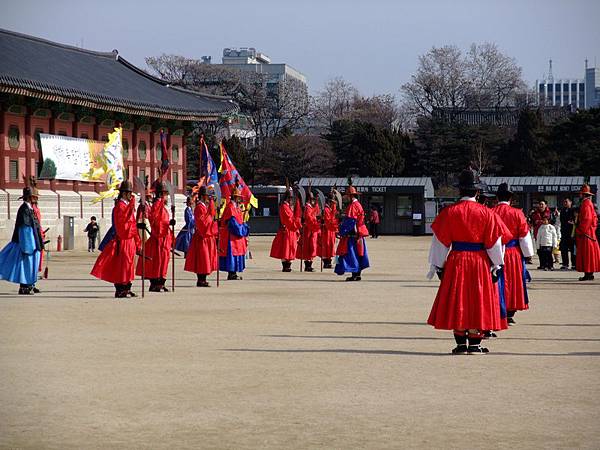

536,59,600,109
220,47,307,87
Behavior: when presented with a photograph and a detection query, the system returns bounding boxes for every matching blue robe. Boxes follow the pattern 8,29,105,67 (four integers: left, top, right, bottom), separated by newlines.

219,217,249,272
0,204,42,286
175,206,195,253
334,217,370,275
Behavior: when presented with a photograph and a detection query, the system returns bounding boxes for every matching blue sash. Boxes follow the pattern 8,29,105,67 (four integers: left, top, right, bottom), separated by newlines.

497,267,507,318
506,239,519,248
505,238,531,305
452,242,484,251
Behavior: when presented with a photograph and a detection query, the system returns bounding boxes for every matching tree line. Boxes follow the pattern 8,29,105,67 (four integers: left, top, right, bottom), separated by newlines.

146,43,600,189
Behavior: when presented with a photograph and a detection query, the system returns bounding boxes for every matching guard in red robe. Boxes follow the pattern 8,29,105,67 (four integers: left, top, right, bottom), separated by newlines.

135,181,174,292
335,182,370,281
296,192,321,272
427,170,505,354
184,186,218,287
91,181,141,298
575,184,600,281
270,189,301,272
318,193,339,269
218,187,249,280
492,183,534,324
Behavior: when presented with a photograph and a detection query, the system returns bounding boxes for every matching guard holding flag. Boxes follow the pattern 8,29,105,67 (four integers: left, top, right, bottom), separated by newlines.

91,181,140,298
219,185,249,280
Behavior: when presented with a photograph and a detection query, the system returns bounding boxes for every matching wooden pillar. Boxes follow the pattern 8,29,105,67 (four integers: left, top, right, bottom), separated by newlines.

24,107,32,181
149,128,155,183
132,126,138,182
182,131,188,194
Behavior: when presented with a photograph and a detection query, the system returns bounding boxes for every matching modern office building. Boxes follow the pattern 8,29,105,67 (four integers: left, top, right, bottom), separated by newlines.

585,63,600,109
220,48,307,87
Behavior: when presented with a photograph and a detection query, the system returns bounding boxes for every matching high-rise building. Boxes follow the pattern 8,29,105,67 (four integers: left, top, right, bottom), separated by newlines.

584,61,600,109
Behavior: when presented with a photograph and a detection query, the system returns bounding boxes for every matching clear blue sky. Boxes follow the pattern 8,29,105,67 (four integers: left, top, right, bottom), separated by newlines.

2,0,599,96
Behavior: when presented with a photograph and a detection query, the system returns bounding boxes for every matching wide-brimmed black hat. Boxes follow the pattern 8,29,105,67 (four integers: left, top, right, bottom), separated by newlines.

497,182,513,196
18,186,33,200
118,180,133,193
455,169,484,190
479,183,496,198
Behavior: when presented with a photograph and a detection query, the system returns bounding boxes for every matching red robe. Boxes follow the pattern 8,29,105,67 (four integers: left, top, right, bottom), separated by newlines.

575,198,600,273
184,200,218,275
427,200,505,331
91,199,140,284
318,204,338,258
493,202,531,312
270,200,301,261
297,202,321,260
218,201,247,257
135,198,172,279
32,204,44,272
336,199,369,257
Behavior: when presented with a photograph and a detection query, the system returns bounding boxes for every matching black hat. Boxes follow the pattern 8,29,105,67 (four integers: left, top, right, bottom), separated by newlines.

198,186,208,197
119,180,133,192
455,169,483,190
19,186,33,200
497,182,513,196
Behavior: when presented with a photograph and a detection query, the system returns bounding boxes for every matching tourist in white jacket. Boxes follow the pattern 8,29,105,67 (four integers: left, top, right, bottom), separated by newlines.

536,217,559,270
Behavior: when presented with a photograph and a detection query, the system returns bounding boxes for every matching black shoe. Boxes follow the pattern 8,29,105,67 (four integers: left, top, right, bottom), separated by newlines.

18,287,34,295
32,287,40,293
196,280,210,287
467,345,489,354
282,267,292,272
579,275,595,281
345,276,361,282
127,291,137,297
161,286,169,292
115,291,128,298
148,286,161,292
507,317,516,324
451,345,468,355
483,331,497,339
227,273,242,280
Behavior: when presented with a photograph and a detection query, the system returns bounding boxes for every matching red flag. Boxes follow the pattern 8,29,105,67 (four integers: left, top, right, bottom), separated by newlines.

218,142,257,208
158,129,170,180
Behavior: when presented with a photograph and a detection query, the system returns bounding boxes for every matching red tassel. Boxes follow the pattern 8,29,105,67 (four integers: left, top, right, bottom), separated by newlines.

43,267,48,279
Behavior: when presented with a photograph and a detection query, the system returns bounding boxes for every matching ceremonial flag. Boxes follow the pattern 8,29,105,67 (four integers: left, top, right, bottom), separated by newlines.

158,129,170,180
218,142,258,209
90,126,124,203
200,135,219,187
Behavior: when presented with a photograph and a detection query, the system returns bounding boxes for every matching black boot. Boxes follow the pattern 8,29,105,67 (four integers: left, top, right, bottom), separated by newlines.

507,310,516,324
282,261,292,272
323,258,332,269
579,272,595,281
114,284,127,298
467,333,489,354
160,278,169,292
196,274,210,287
304,260,315,272
126,283,136,297
227,272,242,280
452,331,468,354
32,285,41,293
149,279,161,292
18,284,34,295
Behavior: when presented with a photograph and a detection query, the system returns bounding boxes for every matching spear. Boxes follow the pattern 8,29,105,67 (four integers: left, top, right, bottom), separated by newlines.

165,180,176,292
134,176,147,298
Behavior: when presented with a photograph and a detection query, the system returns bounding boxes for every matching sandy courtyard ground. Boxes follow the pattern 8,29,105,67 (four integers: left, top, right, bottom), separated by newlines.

0,235,599,449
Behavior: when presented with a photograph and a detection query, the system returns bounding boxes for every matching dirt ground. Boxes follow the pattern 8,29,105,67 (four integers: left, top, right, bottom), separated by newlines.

0,236,599,449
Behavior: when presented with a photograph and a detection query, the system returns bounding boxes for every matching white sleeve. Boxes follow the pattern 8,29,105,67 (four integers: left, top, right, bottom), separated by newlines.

428,234,450,269
519,232,535,258
486,237,504,268
427,234,450,279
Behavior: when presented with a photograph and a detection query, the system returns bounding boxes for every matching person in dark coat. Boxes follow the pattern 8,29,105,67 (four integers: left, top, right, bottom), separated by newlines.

0,185,44,294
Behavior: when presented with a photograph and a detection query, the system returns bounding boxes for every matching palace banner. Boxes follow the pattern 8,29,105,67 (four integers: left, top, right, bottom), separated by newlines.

39,133,105,182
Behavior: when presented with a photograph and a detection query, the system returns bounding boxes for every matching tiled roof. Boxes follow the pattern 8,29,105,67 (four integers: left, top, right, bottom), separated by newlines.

0,28,238,120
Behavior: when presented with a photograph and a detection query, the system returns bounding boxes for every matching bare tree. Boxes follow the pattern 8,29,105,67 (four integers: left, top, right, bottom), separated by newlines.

401,43,527,118
466,43,526,109
146,54,309,143
401,45,470,117
311,77,359,130
350,94,398,128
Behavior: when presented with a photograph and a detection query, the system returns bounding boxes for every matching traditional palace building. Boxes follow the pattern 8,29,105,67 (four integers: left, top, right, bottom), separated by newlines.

0,29,238,249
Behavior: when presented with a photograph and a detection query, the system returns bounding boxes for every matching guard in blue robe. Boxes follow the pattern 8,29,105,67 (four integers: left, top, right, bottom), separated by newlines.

0,187,44,295
175,198,195,254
